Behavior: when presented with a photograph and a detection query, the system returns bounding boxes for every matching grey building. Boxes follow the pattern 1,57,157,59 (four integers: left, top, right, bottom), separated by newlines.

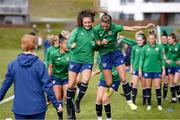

0,0,29,25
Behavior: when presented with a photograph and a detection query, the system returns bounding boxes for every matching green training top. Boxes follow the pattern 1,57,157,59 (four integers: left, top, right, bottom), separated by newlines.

67,27,95,64
94,22,124,56
131,45,143,71
44,46,59,68
139,43,165,72
165,42,180,67
49,49,71,80
176,42,180,67
97,54,120,81
159,43,169,67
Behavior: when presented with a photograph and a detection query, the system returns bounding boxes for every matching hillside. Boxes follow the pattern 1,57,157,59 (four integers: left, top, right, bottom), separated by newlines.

30,0,94,19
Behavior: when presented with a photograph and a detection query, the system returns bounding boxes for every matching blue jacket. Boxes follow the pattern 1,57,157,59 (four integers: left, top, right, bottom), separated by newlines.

0,53,59,115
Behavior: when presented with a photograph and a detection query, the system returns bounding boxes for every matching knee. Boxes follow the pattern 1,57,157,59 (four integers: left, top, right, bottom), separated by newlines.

68,83,75,89
96,97,102,104
132,81,138,88
102,96,109,105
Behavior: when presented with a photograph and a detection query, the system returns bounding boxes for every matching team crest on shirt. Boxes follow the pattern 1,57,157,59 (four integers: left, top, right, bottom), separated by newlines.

121,60,124,63
175,48,178,51
136,49,139,52
108,31,113,35
66,57,70,61
81,32,84,35
155,48,159,51
147,48,150,51
98,31,103,36
102,63,107,68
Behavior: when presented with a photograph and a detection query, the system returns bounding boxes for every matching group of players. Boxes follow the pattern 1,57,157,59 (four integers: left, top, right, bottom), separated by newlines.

43,7,179,120
0,5,180,120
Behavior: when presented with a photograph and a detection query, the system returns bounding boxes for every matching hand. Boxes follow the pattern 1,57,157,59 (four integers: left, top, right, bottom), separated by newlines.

57,104,63,113
91,71,96,77
166,60,172,64
130,67,133,75
102,39,108,45
96,40,102,46
138,70,142,78
161,70,166,78
163,55,167,60
146,23,155,28
71,43,76,48
176,60,180,65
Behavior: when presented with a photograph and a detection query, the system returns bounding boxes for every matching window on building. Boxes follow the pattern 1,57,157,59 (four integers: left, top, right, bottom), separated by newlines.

120,0,135,5
144,0,160,2
0,0,4,3
3,16,24,24
119,12,134,20
2,0,27,5
144,13,160,20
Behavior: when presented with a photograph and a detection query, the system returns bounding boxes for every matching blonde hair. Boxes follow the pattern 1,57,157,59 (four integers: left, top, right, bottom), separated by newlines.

61,31,70,39
50,35,59,45
21,34,36,52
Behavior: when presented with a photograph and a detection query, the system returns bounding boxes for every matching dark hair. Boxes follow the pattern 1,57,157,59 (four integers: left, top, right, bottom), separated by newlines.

148,30,156,38
137,33,147,45
161,30,167,37
58,33,66,43
28,32,36,36
169,32,177,42
77,9,97,27
100,13,112,23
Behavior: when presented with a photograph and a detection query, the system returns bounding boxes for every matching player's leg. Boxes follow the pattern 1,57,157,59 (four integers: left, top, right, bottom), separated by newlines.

141,77,147,105
113,50,133,106
154,75,163,110
144,73,152,110
52,80,63,120
131,74,140,104
174,68,180,102
163,68,169,100
101,52,113,89
116,64,137,110
66,62,80,119
96,84,105,120
102,80,119,120
169,67,176,103
75,64,92,113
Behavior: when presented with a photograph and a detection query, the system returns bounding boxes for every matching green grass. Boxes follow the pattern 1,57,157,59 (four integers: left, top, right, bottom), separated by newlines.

0,27,65,49
30,0,94,19
0,49,180,119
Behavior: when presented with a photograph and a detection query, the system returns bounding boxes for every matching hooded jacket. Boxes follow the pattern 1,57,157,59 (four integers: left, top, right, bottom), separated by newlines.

0,53,59,115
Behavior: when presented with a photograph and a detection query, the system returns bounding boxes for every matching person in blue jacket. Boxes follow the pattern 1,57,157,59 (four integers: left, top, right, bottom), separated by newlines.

0,34,62,119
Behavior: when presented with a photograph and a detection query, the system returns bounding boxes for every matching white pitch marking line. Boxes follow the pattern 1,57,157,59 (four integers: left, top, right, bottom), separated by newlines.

0,95,14,104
